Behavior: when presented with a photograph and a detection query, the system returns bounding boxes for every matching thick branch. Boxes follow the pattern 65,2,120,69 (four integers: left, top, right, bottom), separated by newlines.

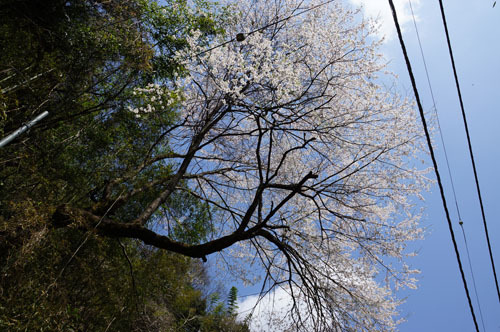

52,205,257,261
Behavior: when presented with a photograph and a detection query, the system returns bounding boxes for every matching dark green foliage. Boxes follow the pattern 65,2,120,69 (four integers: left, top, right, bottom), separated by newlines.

0,0,226,226
0,0,248,331
0,200,248,331
227,286,239,315
0,0,151,135
0,0,224,234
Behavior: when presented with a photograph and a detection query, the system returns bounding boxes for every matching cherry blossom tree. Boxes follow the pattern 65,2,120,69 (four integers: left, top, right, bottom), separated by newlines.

54,0,430,330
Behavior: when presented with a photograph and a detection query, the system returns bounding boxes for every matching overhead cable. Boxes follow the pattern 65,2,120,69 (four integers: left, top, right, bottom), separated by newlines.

407,0,461,219
387,0,480,330
437,0,500,305
459,221,487,331
407,1,486,329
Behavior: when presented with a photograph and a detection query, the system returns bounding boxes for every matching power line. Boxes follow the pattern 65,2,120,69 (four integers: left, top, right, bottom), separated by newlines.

460,221,487,331
437,0,500,305
407,2,486,329
387,1,480,331
407,0,462,219
195,0,335,57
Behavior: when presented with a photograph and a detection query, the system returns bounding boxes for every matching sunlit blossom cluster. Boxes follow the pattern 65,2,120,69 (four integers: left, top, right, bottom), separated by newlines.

127,83,178,117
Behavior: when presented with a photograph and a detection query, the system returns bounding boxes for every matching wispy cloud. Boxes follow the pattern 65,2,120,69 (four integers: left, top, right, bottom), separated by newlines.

348,0,421,41
237,288,296,332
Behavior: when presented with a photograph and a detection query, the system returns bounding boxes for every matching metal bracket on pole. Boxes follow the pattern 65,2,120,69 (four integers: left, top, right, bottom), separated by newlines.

0,111,49,148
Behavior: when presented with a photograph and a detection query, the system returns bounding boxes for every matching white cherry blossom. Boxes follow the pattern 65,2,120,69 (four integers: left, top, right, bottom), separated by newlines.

133,0,431,330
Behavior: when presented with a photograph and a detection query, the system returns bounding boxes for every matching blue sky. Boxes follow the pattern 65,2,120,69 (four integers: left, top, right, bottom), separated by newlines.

235,1,500,331
358,0,500,331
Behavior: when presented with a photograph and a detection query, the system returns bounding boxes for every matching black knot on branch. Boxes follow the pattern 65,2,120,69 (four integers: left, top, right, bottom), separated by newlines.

236,33,246,42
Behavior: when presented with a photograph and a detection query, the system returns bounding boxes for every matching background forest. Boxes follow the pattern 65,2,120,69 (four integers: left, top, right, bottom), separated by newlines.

0,0,248,331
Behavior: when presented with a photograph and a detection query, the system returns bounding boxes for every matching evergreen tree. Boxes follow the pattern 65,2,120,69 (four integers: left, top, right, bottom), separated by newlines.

227,286,239,316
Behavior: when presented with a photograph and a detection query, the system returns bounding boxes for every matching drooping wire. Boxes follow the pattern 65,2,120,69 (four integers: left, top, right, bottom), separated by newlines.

437,0,500,305
407,0,461,218
387,1,480,330
460,221,487,331
195,0,335,56
407,1,486,330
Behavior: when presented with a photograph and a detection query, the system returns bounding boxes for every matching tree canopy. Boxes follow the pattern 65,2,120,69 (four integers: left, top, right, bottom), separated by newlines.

1,0,247,331
1,0,429,331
